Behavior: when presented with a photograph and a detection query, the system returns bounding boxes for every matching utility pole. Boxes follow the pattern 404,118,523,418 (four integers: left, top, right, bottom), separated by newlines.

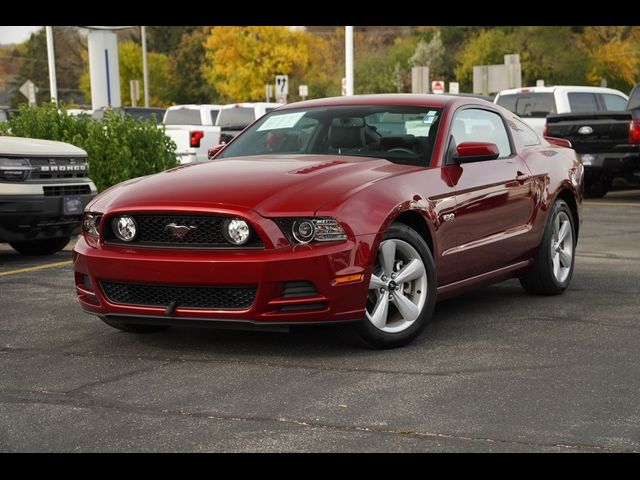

45,26,58,104
141,26,150,107
345,26,354,96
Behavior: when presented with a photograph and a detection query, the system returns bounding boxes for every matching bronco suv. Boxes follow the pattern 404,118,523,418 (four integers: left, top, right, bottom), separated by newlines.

0,136,97,255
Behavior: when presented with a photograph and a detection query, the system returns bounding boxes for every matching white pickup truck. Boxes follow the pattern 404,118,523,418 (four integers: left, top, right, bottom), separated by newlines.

163,105,224,164
494,85,629,136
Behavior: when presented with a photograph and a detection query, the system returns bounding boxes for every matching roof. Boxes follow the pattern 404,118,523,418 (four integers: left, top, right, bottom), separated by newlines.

278,93,493,111
497,85,629,97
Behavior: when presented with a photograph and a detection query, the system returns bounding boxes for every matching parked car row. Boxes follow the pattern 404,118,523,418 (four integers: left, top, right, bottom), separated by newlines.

163,102,281,164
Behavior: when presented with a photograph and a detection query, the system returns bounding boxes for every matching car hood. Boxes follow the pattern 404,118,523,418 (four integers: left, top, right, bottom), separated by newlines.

0,135,87,157
90,154,418,217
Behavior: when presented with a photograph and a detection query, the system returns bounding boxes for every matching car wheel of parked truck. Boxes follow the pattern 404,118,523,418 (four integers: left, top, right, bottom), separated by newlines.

9,236,70,255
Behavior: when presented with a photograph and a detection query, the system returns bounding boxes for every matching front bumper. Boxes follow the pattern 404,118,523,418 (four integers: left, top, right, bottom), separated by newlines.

73,233,375,325
0,191,96,242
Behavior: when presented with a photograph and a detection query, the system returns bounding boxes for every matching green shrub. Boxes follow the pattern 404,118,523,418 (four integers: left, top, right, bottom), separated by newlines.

0,103,177,192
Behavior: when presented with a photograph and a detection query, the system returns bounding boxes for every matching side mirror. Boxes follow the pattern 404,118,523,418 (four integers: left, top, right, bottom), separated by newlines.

453,142,500,163
208,143,226,160
544,136,572,149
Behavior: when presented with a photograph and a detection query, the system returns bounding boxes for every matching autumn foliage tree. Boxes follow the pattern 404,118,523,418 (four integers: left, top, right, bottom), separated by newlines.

202,26,333,102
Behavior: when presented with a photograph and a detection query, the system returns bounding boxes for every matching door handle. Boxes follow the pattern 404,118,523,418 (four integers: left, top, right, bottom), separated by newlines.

516,172,530,183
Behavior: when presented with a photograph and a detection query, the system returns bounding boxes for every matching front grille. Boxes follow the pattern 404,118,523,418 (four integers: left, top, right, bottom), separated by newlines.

100,281,257,310
104,214,263,248
43,185,92,197
28,156,89,180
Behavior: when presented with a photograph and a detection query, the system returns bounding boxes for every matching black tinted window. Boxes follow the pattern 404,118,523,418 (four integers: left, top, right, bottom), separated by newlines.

217,108,256,129
496,93,556,118
568,93,598,112
210,110,219,124
164,109,202,125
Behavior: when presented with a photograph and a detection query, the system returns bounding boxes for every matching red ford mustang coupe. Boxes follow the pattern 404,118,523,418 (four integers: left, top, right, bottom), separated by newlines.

73,94,583,348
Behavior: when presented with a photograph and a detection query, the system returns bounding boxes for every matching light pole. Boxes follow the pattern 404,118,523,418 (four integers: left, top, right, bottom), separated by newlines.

141,26,150,108
45,26,58,104
345,26,354,96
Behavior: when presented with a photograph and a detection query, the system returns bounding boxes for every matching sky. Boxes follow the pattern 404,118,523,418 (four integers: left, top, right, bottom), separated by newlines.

0,26,43,45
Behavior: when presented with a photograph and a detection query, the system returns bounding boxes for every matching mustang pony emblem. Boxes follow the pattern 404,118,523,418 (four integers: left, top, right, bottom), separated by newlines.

165,223,197,239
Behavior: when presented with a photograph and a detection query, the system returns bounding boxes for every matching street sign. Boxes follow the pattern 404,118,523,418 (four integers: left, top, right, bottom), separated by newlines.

449,82,459,94
299,85,308,98
275,75,288,96
19,80,38,106
431,81,445,95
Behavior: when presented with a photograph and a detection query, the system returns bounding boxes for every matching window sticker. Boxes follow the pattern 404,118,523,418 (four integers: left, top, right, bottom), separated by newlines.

257,111,307,131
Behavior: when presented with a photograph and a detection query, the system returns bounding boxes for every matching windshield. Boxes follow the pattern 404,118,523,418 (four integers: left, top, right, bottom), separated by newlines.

217,105,442,166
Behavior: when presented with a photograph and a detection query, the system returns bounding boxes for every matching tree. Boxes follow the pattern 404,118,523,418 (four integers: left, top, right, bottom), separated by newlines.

409,30,445,78
579,26,640,91
146,26,201,54
79,41,172,107
168,27,219,104
10,27,87,107
202,26,332,102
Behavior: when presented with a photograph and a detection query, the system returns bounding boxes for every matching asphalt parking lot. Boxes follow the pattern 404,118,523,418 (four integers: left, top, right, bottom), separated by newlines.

1,190,639,452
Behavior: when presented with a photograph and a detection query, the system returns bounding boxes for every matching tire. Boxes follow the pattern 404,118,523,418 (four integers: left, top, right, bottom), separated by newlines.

520,199,576,296
350,223,437,349
9,236,71,256
100,317,171,334
585,174,611,199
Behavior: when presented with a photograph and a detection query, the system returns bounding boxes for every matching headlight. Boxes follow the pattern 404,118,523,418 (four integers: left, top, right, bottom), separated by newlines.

222,218,250,245
83,213,101,236
111,215,137,242
82,213,102,248
0,157,32,181
278,217,347,244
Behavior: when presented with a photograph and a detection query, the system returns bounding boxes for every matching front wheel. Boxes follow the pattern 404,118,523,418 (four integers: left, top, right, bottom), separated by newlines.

9,236,71,256
520,199,576,295
351,223,437,349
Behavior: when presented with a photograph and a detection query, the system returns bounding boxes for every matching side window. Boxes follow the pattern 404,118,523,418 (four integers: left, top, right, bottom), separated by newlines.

451,109,512,159
568,93,598,112
601,94,628,112
513,118,540,146
210,110,219,125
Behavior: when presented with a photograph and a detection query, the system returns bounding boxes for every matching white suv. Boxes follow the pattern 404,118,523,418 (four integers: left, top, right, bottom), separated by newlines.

494,86,629,136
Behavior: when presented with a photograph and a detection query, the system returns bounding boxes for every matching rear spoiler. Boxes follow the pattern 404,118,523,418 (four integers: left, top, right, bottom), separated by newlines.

544,136,572,149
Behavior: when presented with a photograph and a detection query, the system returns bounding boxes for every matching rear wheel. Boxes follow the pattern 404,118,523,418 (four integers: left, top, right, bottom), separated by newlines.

9,236,70,256
520,199,576,295
100,317,171,334
351,223,437,349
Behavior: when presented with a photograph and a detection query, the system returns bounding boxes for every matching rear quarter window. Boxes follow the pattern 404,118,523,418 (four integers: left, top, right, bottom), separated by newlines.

511,118,541,146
